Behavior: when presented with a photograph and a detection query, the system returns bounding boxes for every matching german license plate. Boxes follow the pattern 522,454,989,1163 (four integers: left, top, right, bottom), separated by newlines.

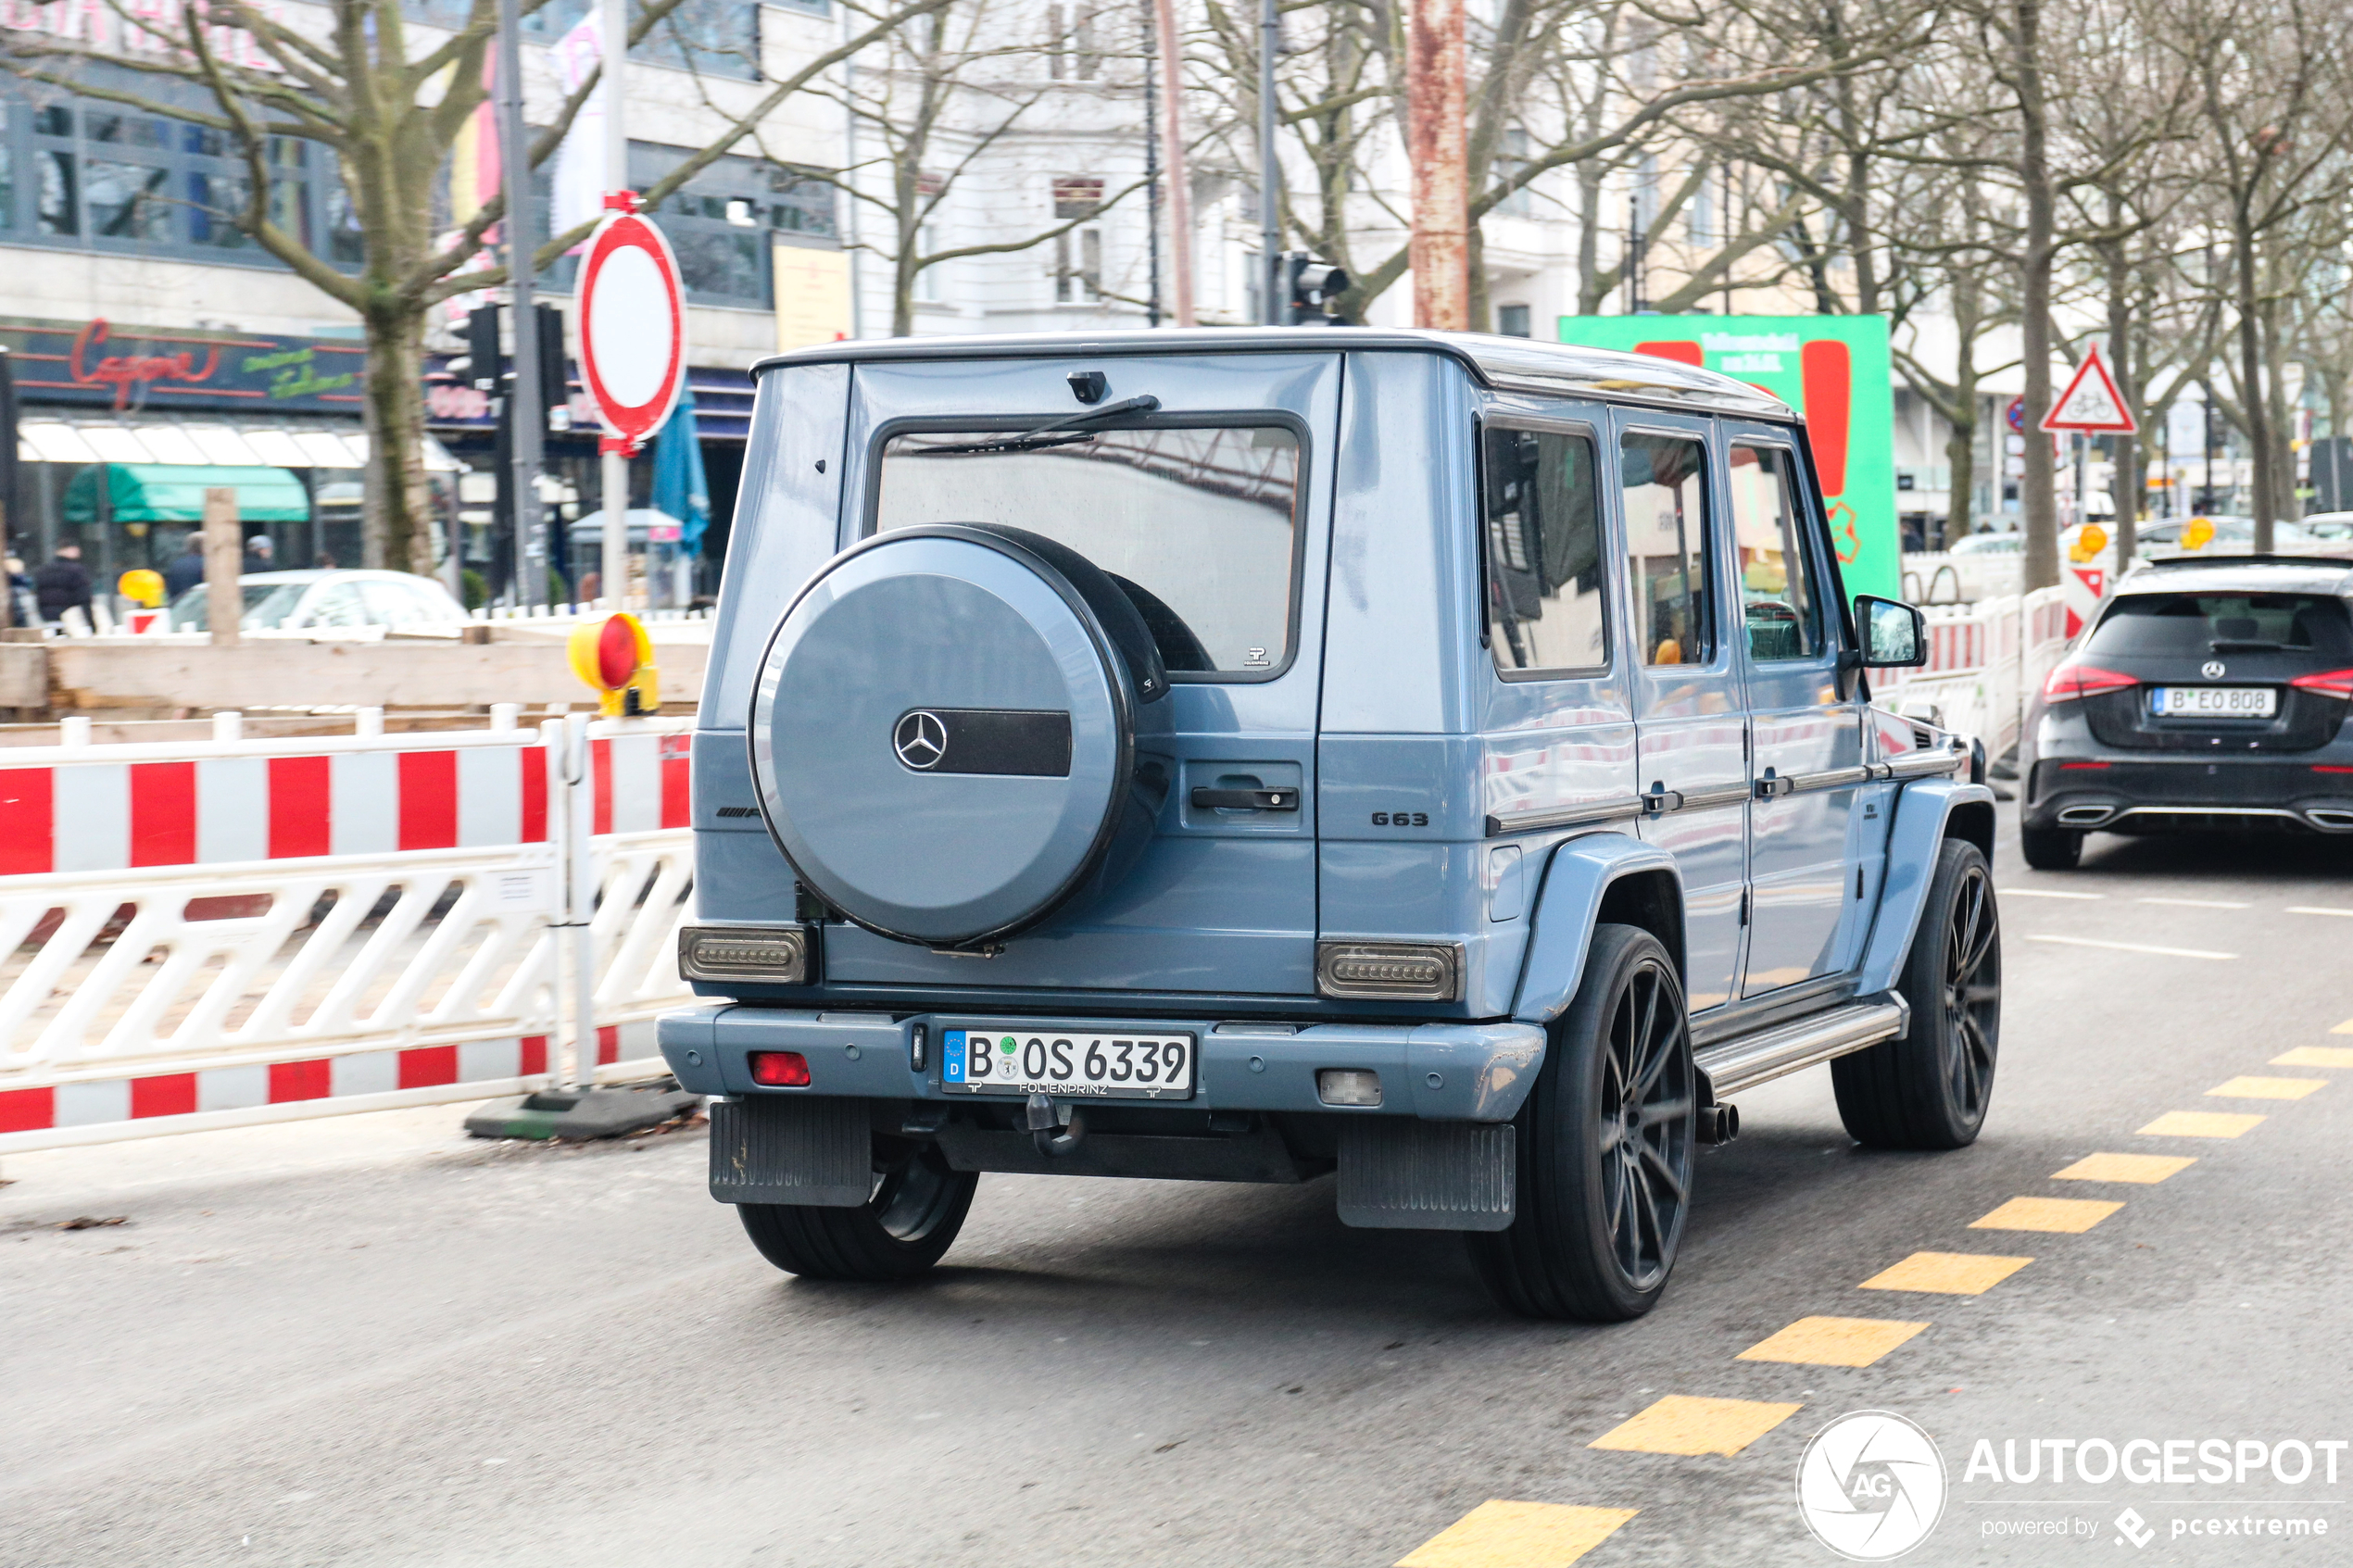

2150,686,2276,718
939,1026,1196,1099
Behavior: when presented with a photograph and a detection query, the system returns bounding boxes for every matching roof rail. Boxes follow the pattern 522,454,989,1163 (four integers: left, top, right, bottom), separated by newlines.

2133,552,2348,571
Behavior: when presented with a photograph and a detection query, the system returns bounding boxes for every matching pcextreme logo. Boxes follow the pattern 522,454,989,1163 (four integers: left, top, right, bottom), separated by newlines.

1796,1411,1948,1561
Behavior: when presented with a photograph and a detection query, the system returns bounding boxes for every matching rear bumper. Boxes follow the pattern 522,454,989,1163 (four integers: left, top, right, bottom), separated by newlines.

657,1005,1545,1121
2024,758,2353,833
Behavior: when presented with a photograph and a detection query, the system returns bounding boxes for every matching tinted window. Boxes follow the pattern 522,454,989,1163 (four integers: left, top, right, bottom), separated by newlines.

1729,445,1821,661
1621,433,1713,666
2087,593,2353,659
875,423,1302,676
1482,426,1608,674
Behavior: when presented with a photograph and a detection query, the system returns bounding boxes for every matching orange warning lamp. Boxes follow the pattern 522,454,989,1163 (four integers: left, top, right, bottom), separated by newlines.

568,611,660,717
2183,517,2215,551
118,569,166,608
2070,524,2107,563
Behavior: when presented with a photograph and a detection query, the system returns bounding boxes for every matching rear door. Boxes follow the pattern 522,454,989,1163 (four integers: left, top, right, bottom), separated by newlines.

1619,412,1751,1012
1726,429,1869,995
819,351,1340,997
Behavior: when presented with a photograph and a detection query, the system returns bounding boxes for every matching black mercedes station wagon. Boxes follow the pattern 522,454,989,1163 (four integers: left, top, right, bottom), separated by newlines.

2020,555,2353,868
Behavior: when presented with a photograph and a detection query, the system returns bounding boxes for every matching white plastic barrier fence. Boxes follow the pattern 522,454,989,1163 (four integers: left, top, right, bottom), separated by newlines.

1875,586,2070,758
0,709,696,1151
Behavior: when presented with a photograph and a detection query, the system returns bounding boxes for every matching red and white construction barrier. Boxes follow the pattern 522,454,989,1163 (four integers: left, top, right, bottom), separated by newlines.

0,712,692,1152
1875,586,2071,756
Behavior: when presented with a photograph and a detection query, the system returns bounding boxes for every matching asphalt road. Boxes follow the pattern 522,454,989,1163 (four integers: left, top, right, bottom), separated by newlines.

6,821,2352,1568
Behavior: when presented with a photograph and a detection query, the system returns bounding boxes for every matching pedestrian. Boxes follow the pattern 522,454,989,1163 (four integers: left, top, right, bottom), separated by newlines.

241,533,275,574
162,533,206,599
33,542,94,629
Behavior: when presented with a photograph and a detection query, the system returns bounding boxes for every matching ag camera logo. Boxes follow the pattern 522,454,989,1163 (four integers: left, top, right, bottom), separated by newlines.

1796,1411,1947,1560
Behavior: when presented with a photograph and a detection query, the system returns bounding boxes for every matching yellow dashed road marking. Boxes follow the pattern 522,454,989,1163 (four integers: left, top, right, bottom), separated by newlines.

1735,1317,1930,1368
2333,1019,2353,1036
2053,1152,2196,1184
2139,1110,2266,1138
2274,1046,2353,1069
2206,1075,2328,1100
1590,1395,1805,1455
1858,1251,2033,1294
1395,1501,1640,1568
2285,906,2353,918
1969,1197,2124,1233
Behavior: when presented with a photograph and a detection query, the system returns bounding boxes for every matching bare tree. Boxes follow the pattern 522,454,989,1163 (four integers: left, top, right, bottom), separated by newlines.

3,0,949,571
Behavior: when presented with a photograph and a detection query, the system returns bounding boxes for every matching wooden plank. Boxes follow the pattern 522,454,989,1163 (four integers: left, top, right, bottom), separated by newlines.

43,639,707,710
0,644,44,707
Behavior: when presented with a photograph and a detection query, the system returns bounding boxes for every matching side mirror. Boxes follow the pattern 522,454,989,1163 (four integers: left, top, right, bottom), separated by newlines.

1855,595,1929,668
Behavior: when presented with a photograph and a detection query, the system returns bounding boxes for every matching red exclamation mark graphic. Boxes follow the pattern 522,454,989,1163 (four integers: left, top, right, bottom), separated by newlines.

1802,339,1861,563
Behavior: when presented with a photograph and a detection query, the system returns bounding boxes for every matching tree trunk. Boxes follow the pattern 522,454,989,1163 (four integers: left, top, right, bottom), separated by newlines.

360,303,434,576
1576,160,1606,314
2232,222,2275,548
2106,241,2137,566
1466,223,1489,331
2013,0,2061,593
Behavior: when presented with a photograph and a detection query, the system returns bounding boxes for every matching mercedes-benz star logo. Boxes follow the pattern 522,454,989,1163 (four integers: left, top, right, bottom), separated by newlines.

893,710,948,770
2202,659,2227,679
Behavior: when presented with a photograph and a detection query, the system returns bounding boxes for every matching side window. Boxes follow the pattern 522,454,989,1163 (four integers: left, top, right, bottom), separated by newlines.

1482,425,1609,675
1620,432,1713,667
1728,445,1823,661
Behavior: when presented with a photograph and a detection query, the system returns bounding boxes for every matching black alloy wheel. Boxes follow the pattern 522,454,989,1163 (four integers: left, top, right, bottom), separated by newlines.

1470,923,1698,1322
739,1140,978,1283
1832,837,2002,1150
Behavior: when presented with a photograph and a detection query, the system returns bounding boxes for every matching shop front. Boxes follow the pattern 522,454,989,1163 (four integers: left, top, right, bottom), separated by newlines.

4,315,458,586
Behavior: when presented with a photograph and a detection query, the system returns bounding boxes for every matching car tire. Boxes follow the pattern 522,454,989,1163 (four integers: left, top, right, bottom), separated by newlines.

1468,923,1697,1323
1831,837,2001,1150
2019,825,2083,871
738,1141,978,1283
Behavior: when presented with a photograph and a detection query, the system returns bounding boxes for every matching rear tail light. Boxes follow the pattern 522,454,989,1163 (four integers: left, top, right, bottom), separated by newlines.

749,1050,811,1087
1315,941,1463,1001
2289,667,2353,698
678,925,809,984
2042,662,2138,702
2058,760,2110,770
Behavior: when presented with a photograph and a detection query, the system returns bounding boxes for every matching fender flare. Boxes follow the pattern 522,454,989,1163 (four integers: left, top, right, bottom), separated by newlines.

1855,779,1997,995
1508,833,1686,1025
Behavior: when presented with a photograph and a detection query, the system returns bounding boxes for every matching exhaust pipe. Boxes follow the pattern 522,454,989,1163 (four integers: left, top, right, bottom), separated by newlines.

2306,808,2353,831
1698,1102,1740,1145
2056,805,2115,826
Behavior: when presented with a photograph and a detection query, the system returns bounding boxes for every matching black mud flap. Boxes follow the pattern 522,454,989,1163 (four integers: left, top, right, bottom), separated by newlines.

1336,1122,1516,1231
709,1097,870,1208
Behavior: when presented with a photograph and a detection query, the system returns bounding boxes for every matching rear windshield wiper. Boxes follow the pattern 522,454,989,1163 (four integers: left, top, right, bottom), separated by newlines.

919,395,1162,457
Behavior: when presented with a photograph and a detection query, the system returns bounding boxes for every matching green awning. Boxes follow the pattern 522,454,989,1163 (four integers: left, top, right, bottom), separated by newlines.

62,463,310,525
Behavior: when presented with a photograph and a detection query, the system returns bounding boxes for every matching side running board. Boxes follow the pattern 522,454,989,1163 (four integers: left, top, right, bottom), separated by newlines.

1693,997,1909,1099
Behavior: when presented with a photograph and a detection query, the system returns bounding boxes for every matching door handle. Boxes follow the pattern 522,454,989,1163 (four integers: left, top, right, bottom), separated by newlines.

1755,770,1795,799
1189,786,1298,810
1641,783,1686,814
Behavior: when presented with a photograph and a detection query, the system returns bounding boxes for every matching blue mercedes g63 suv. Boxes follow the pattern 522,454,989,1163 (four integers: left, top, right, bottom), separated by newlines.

658,330,1999,1323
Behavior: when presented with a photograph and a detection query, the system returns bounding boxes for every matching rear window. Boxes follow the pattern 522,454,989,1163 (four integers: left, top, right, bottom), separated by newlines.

875,422,1302,677
2086,593,2353,659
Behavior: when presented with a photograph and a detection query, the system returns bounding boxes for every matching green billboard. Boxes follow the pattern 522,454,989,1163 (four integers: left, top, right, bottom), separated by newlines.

1555,315,1902,603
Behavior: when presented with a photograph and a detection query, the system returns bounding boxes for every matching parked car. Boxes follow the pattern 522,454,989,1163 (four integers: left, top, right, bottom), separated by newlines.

170,569,465,633
660,330,1999,1323
2020,555,2353,868
1947,530,2024,601
2133,515,2325,554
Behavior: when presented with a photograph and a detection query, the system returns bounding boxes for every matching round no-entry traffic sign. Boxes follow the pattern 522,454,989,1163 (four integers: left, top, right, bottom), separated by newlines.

579,209,686,453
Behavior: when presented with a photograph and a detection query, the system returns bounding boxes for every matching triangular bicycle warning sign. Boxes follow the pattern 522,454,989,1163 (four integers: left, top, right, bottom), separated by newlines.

2041,343,2137,433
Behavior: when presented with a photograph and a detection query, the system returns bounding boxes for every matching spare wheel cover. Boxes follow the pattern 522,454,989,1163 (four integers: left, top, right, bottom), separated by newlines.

749,528,1134,947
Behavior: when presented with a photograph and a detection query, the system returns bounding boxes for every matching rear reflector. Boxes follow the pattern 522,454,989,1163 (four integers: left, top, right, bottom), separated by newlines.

2058,760,2111,770
2314,765,2353,774
2043,662,2138,702
749,1050,811,1087
1316,1069,1383,1107
2289,667,2353,698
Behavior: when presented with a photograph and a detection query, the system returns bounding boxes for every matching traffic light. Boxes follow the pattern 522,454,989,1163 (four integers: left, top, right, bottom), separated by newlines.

456,303,502,391
534,301,568,415
1282,253,1352,325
